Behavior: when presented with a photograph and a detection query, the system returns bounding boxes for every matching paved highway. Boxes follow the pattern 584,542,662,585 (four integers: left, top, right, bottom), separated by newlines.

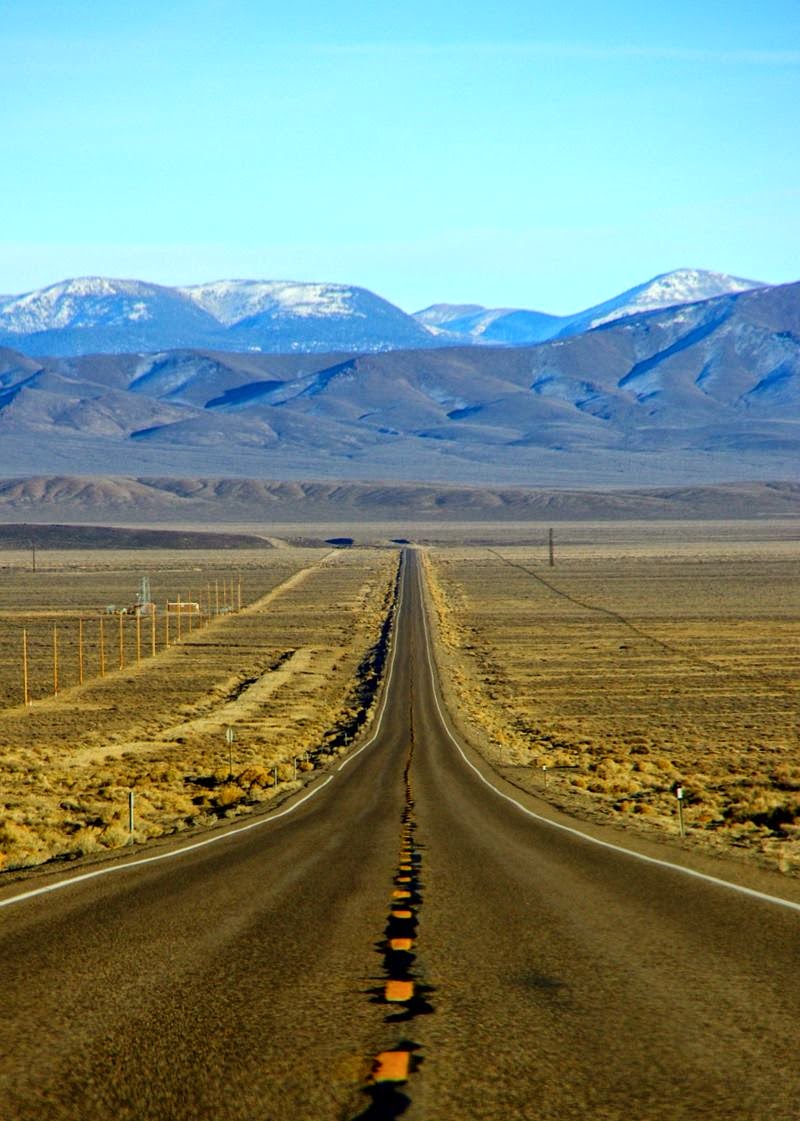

1,549,799,1119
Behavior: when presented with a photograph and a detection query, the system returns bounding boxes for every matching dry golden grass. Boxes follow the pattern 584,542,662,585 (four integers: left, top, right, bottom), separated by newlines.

0,547,398,871
0,547,286,707
425,536,800,873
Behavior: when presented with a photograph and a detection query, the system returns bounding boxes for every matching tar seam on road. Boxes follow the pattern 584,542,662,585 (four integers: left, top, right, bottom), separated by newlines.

417,559,800,916
0,554,408,912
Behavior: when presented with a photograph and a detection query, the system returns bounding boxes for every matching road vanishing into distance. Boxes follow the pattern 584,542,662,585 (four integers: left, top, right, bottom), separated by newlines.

2,550,799,1120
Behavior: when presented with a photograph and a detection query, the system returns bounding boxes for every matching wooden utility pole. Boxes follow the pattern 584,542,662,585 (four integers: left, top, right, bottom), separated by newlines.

164,604,170,648
78,618,84,685
99,616,106,676
237,575,242,612
151,610,157,656
31,541,36,573
53,625,59,695
176,598,182,641
136,612,141,664
22,628,29,706
118,613,124,670
548,528,555,567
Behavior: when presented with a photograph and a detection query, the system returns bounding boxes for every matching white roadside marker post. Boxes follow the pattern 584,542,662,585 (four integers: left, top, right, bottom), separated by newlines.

225,726,235,780
542,765,548,789
128,790,135,843
676,785,685,837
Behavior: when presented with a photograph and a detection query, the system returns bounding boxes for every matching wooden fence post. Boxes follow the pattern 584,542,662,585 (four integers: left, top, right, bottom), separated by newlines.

22,627,30,706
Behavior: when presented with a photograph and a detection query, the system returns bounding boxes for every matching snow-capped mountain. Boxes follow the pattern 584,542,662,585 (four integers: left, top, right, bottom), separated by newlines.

0,279,798,487
181,279,435,352
414,303,485,329
555,268,765,335
438,306,563,344
0,276,228,337
0,268,773,358
413,269,769,346
0,277,436,356
180,279,364,324
0,277,224,356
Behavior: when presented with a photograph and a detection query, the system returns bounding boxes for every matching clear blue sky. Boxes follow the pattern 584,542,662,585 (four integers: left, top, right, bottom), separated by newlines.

2,0,799,313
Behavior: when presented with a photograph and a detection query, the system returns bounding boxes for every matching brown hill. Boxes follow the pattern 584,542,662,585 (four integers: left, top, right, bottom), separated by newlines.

0,476,798,525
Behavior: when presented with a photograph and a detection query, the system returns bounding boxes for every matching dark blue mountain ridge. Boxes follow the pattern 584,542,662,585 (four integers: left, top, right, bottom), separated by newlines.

0,279,797,487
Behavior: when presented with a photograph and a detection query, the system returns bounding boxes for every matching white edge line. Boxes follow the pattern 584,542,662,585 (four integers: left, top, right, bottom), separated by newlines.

0,552,406,912
0,776,334,911
337,552,405,772
416,560,800,916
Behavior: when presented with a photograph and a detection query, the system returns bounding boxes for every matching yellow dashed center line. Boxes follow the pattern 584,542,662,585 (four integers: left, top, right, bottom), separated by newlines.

359,743,423,1113
385,979,414,1002
372,1051,411,1083
389,937,413,951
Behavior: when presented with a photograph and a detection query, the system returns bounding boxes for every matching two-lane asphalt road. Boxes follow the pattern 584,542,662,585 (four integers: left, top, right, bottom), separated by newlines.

1,549,798,1119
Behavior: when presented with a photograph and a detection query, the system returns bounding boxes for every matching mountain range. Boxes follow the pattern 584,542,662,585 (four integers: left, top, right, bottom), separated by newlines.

0,277,798,487
415,269,763,345
0,269,767,357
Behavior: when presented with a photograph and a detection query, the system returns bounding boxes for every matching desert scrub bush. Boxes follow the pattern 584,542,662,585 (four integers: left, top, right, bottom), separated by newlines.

0,820,53,867
771,765,800,791
100,824,133,849
586,774,644,796
694,804,723,825
64,827,103,857
238,766,271,789
592,758,626,779
724,794,800,833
